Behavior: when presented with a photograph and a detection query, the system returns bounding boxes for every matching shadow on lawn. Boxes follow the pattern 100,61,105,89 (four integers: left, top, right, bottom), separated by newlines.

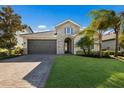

45,56,124,88
1,54,124,88
98,72,124,88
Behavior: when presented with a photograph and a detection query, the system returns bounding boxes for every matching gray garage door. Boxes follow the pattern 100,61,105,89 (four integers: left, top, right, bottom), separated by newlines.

28,39,56,54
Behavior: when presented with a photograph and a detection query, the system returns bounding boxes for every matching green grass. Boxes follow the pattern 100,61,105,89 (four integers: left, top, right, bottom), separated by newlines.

45,55,124,88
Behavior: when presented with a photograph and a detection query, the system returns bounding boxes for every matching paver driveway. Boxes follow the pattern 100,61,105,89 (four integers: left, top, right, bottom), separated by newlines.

0,54,55,88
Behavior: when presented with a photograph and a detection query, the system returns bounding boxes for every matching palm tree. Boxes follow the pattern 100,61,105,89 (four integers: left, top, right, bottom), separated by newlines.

89,10,111,57
106,10,121,57
105,10,124,57
119,12,124,50
119,32,124,49
78,27,96,38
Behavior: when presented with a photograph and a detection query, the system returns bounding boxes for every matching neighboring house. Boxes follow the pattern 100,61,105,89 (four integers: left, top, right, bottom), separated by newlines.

0,26,33,48
94,32,124,52
102,33,124,51
16,26,33,48
22,19,83,54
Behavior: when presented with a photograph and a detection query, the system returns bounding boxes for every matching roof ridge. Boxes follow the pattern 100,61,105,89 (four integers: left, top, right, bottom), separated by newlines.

21,30,55,35
55,19,81,27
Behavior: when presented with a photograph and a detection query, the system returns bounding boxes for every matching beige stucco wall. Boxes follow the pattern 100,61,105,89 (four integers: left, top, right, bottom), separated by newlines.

102,39,116,50
23,37,28,54
93,33,124,52
16,27,33,48
55,21,80,54
102,39,124,51
73,35,84,54
22,31,57,54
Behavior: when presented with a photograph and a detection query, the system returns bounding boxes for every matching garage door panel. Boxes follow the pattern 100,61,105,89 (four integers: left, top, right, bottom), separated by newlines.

28,40,56,54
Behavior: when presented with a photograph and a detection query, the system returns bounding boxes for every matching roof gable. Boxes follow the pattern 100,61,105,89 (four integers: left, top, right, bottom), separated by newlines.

55,19,81,28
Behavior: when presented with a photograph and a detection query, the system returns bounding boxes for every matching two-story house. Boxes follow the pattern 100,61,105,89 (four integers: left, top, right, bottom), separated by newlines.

22,19,83,54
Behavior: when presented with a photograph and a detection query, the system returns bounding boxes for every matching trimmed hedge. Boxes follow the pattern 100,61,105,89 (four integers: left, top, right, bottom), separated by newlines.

76,50,124,58
0,47,23,56
0,49,9,56
11,47,23,55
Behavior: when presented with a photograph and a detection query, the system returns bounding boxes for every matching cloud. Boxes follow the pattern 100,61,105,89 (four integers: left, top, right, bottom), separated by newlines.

82,26,86,29
34,25,50,33
34,29,50,33
80,26,87,30
38,25,47,29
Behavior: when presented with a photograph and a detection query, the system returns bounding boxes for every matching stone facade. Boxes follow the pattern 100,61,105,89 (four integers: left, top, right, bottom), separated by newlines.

55,20,80,54
21,20,82,55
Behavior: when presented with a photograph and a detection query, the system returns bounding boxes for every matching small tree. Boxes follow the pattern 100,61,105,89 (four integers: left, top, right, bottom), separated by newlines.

77,36,94,55
0,6,26,55
76,27,96,55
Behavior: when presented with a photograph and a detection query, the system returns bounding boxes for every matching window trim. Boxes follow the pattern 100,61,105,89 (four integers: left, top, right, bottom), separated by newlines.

65,27,73,35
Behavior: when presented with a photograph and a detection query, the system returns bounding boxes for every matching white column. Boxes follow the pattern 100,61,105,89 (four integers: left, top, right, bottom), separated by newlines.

23,38,28,54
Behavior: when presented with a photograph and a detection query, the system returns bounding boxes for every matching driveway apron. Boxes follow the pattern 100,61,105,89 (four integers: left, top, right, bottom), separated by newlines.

0,54,55,88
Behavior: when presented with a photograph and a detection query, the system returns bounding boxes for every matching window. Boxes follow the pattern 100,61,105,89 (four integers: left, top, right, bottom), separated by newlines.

65,27,73,35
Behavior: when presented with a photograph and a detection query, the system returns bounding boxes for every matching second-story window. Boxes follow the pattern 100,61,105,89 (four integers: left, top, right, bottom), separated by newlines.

65,27,73,35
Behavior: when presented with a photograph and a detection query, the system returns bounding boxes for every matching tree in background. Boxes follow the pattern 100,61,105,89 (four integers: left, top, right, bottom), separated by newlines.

118,12,124,50
0,6,26,55
119,32,124,49
99,10,124,57
89,9,113,57
106,10,121,57
78,26,96,38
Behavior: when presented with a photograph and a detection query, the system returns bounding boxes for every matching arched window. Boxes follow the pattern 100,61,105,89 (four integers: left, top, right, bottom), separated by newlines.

64,27,73,35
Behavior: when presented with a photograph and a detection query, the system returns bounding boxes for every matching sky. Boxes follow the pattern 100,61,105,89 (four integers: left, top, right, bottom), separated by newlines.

1,5,124,32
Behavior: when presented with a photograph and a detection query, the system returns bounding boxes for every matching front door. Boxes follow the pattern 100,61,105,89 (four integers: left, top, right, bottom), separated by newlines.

64,38,72,54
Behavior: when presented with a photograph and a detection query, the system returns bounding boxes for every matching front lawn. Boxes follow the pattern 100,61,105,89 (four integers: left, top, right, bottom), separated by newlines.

45,55,124,88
